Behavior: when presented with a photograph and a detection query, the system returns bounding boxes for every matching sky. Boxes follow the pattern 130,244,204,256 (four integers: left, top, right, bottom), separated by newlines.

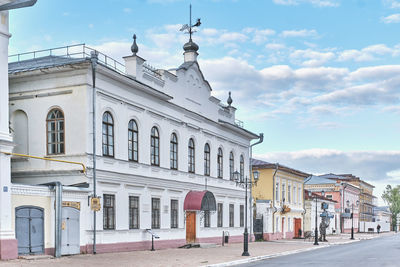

8,0,400,205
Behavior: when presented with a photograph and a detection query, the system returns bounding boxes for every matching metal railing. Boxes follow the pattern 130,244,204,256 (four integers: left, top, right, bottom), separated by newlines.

9,44,125,75
143,62,162,80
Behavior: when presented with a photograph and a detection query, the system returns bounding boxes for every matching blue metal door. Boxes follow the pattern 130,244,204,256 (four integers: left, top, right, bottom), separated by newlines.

15,206,44,255
61,207,80,255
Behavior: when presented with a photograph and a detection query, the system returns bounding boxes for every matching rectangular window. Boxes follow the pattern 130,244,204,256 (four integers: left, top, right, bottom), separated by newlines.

103,194,115,230
276,217,279,232
229,204,234,227
288,184,291,203
218,203,223,227
129,196,139,229
282,183,286,203
204,211,210,228
298,187,301,204
293,186,296,204
152,198,160,229
171,199,178,228
240,205,244,227
275,182,279,201
326,195,333,200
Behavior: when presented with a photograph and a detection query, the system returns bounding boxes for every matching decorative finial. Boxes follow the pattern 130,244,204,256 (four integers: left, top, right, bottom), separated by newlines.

180,4,201,52
227,91,232,107
131,34,138,55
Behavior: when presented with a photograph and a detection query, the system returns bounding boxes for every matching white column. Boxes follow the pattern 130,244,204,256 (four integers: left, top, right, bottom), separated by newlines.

0,10,17,260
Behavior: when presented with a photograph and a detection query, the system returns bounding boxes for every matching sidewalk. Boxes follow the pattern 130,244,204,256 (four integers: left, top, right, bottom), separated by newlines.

2,232,396,267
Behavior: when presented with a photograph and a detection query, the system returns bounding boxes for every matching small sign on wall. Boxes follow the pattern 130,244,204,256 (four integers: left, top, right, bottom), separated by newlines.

90,198,101,211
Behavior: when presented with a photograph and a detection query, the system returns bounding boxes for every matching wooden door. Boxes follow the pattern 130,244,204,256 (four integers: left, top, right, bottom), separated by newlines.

294,218,302,238
186,211,196,243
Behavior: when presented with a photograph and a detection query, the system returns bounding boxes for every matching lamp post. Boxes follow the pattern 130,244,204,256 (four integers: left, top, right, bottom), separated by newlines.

347,199,359,240
234,170,259,256
309,190,324,245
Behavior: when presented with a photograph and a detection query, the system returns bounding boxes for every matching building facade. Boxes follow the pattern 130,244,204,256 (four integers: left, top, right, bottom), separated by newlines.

251,159,309,240
8,35,260,255
304,190,337,235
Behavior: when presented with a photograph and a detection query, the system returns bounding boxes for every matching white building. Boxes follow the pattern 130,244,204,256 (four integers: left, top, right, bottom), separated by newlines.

304,190,337,236
0,0,37,260
8,34,261,255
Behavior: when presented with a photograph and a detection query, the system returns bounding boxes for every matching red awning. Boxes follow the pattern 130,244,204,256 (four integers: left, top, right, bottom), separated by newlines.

184,190,216,211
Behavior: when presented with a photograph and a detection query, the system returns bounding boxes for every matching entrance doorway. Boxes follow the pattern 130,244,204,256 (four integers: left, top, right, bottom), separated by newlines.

61,207,80,255
294,218,302,238
282,217,285,238
15,206,44,255
186,211,196,243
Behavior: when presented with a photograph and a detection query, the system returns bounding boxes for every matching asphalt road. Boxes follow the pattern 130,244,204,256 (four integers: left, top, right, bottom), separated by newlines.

239,234,400,267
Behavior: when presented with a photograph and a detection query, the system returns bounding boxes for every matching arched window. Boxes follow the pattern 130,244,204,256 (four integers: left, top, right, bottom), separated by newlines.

128,119,138,162
170,133,178,170
150,126,159,166
47,108,64,155
217,148,223,178
102,112,114,157
204,143,210,176
188,138,195,173
240,155,244,181
229,152,234,181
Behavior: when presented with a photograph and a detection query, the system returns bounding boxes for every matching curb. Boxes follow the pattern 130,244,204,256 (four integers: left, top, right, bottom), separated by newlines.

205,239,362,267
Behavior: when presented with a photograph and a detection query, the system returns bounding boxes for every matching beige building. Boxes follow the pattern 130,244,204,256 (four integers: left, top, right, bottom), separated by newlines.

252,159,309,240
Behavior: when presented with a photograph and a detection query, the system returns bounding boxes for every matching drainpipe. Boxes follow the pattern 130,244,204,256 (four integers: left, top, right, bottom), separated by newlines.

44,182,62,258
249,133,263,242
90,50,98,254
272,163,279,236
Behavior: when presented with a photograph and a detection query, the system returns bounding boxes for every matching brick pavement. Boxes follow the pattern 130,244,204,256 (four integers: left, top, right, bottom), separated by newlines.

1,232,396,267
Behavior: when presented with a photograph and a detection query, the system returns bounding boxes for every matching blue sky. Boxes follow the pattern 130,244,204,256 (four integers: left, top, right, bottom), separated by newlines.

8,0,400,204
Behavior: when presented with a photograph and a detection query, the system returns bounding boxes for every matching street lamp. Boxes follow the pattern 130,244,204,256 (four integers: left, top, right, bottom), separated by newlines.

309,190,324,245
347,199,359,240
234,170,259,256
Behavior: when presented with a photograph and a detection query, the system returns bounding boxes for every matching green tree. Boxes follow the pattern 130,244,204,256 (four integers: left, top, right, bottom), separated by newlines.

382,185,400,230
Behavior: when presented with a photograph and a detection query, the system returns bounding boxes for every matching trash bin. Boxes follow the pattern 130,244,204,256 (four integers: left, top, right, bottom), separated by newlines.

224,232,229,243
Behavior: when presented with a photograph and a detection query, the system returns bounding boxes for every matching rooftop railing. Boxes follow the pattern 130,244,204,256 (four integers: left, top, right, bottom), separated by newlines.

8,43,126,75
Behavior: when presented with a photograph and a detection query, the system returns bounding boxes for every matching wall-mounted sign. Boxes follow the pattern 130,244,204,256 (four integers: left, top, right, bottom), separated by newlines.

91,197,101,211
62,201,81,210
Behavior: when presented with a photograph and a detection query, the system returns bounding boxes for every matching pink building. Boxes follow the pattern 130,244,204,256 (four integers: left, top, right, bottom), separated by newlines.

305,175,360,233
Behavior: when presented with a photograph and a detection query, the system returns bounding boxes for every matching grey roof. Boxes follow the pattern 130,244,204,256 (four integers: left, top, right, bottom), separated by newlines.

318,173,347,180
251,158,272,166
305,175,337,185
9,56,87,74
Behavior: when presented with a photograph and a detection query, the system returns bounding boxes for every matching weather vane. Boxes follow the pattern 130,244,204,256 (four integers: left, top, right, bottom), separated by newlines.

180,4,201,41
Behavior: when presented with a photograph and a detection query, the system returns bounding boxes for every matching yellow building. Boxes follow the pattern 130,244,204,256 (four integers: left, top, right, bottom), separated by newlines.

252,159,309,240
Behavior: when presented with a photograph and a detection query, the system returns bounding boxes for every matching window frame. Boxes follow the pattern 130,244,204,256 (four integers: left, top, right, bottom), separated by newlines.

46,108,65,155
217,203,223,227
103,194,115,230
217,148,223,178
151,198,160,229
129,196,140,229
150,127,160,166
240,205,244,227
204,210,210,228
188,138,195,173
170,133,178,170
128,119,139,162
204,143,210,176
229,204,234,227
170,199,178,228
102,112,114,157
229,152,234,181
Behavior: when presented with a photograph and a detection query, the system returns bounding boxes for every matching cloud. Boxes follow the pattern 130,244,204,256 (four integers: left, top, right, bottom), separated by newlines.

281,29,318,38
290,49,335,66
255,149,400,204
123,8,132,13
273,0,339,7
337,44,397,62
383,0,400,9
382,13,400,23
